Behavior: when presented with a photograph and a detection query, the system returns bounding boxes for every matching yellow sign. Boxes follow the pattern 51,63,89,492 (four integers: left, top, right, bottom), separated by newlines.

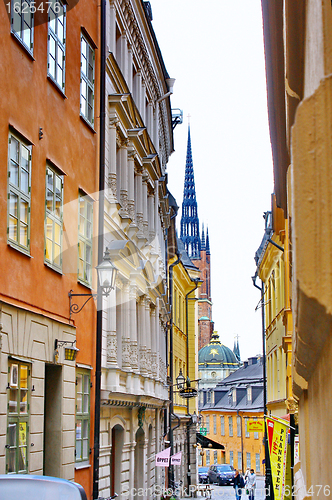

247,420,264,432
266,416,289,500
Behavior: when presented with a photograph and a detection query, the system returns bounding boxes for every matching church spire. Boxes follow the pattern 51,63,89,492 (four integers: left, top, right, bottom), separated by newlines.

206,227,210,255
201,223,206,251
180,126,201,259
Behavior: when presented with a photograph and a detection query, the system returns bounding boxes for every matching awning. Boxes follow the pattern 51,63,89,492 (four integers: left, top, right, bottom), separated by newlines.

196,432,225,450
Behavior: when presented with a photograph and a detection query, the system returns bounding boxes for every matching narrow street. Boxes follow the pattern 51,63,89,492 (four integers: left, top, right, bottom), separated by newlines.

179,477,266,500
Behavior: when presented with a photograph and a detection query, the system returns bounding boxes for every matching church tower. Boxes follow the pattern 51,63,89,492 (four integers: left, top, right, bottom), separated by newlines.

180,126,201,259
180,126,213,350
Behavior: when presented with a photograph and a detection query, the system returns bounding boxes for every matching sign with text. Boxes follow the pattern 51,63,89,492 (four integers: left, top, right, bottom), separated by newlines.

248,420,264,432
171,451,182,465
266,416,289,500
155,447,171,467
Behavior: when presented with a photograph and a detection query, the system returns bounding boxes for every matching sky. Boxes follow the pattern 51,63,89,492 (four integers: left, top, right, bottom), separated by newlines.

151,0,274,361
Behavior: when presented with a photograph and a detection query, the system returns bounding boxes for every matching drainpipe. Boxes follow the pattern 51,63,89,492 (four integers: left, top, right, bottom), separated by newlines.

168,250,181,489
93,0,106,496
252,274,274,500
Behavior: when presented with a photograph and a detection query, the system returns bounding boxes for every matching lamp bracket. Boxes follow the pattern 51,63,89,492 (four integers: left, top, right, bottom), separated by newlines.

68,290,97,319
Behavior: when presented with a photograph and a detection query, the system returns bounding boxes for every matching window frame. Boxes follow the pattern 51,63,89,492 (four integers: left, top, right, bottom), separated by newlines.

44,164,64,271
6,360,30,474
245,417,250,438
75,369,91,465
10,0,34,53
78,193,93,287
47,0,66,91
7,132,32,253
220,415,225,436
80,33,95,125
237,415,241,437
228,416,233,437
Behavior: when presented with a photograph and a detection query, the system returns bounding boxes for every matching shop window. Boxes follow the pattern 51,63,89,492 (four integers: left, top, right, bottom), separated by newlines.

6,361,30,474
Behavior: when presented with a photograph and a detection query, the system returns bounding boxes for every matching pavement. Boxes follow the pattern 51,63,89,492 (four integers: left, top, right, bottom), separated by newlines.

177,476,266,500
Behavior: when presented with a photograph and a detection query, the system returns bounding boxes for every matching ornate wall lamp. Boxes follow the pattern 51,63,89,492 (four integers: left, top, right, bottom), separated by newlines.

68,248,118,319
54,339,79,362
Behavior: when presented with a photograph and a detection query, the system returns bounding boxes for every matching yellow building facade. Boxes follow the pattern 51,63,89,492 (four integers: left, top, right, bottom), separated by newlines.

201,409,265,474
256,197,289,418
261,0,332,492
168,243,201,490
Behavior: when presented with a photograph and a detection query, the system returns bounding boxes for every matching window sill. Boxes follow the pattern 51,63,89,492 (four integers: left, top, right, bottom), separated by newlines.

8,241,32,258
75,461,91,470
11,31,34,60
77,279,93,291
47,75,67,99
80,114,96,134
44,261,63,275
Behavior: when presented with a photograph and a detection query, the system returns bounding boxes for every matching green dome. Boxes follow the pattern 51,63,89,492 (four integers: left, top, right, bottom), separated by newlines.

198,333,238,366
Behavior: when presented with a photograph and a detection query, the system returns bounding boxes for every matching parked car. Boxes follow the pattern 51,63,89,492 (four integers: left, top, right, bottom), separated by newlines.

208,464,236,485
198,466,209,483
0,475,87,500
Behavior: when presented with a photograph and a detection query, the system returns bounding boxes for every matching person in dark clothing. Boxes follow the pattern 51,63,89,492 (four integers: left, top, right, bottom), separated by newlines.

233,470,245,500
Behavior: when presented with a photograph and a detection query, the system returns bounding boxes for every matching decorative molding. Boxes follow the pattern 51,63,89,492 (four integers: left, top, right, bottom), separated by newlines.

122,338,131,368
107,331,117,364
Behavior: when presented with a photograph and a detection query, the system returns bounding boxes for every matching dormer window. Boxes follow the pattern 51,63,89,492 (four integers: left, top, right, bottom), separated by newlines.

232,388,237,405
247,386,252,404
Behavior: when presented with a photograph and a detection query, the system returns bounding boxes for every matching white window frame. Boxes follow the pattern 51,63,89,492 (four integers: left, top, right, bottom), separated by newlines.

246,452,251,469
48,0,66,90
75,369,91,464
44,164,63,271
256,453,260,472
237,415,242,437
7,132,32,253
11,0,34,53
78,193,93,286
245,417,250,438
228,416,233,437
80,33,95,125
229,450,234,467
220,416,225,436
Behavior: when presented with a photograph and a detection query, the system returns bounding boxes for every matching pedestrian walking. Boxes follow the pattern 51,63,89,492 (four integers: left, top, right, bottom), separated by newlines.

245,469,256,500
233,469,245,500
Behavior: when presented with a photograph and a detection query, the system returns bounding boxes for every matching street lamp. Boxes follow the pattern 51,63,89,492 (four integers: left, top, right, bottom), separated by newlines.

68,248,118,318
176,369,185,390
54,339,79,362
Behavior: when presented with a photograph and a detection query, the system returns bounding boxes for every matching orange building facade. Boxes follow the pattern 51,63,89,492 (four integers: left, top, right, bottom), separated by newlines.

0,0,100,495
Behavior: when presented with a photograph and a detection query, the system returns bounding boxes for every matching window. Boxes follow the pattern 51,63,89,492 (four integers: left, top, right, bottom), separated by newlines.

256,453,260,473
228,416,233,437
214,450,218,463
45,166,63,270
237,416,241,437
247,386,252,403
220,416,225,436
206,451,210,465
229,451,234,467
48,0,66,90
80,33,95,124
238,451,242,471
76,370,90,463
6,361,30,473
11,0,34,52
8,133,31,252
205,415,210,434
213,415,217,434
78,193,93,286
246,452,251,469
245,417,249,438
253,417,259,440
232,388,236,405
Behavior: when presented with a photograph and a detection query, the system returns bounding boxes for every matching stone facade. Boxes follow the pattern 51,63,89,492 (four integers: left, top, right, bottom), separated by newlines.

98,1,173,497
